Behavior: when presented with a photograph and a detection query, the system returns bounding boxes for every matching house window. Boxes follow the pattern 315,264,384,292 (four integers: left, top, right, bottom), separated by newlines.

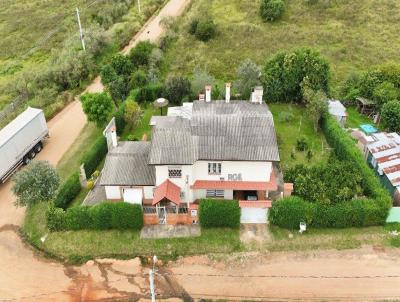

168,167,182,178
208,163,222,175
206,189,224,198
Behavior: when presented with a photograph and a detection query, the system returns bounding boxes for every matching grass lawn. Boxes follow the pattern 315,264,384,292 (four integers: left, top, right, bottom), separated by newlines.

23,202,399,264
269,103,330,170
345,106,383,130
163,0,400,91
120,104,160,141
56,123,103,180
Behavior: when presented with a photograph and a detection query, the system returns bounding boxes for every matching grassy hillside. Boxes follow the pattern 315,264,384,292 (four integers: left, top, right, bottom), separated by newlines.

0,0,163,110
164,0,400,91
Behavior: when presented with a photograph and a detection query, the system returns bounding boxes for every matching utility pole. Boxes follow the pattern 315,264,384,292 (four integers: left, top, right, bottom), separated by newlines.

137,0,141,13
76,7,86,51
149,255,157,302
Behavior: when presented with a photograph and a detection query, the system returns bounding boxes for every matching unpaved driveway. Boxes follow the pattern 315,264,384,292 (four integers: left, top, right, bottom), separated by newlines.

0,0,190,300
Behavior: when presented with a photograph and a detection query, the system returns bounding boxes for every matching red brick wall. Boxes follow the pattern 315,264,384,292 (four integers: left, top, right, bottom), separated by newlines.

143,214,195,225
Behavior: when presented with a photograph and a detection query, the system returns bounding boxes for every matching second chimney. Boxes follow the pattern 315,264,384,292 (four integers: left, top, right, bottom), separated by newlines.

205,85,212,102
225,83,231,103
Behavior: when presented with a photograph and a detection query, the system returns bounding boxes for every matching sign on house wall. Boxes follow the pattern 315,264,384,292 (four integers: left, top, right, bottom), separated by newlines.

228,173,242,181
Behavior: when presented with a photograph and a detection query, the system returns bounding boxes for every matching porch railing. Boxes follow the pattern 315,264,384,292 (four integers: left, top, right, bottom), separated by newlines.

142,206,189,214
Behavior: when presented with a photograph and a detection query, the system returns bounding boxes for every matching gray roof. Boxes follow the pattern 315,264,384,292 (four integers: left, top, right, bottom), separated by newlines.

328,100,346,117
149,100,280,164
99,141,155,186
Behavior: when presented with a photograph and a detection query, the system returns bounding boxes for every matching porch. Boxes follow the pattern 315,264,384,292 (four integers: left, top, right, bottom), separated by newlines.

143,204,199,225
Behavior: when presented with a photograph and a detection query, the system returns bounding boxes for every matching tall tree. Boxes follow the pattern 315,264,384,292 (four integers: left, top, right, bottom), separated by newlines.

80,92,114,127
235,59,261,99
302,83,328,132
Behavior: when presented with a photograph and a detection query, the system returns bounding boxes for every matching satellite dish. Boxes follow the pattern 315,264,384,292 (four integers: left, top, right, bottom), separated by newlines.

153,98,169,115
153,98,169,108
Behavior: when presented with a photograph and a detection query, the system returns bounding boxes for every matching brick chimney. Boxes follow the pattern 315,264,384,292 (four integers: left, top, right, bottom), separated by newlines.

225,83,231,103
205,85,212,103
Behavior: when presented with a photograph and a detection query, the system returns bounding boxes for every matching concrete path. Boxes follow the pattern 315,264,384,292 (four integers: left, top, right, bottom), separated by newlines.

0,0,191,300
140,225,201,239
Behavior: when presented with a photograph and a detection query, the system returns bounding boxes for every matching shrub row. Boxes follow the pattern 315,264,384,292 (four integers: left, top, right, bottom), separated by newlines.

199,199,241,229
81,136,108,177
54,173,81,209
270,197,385,229
321,115,391,205
271,116,391,229
47,202,143,232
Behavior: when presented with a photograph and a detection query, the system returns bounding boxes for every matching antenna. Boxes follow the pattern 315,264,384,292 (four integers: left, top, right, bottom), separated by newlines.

76,7,86,51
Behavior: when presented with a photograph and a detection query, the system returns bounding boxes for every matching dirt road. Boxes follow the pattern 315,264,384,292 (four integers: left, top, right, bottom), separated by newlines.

168,247,400,301
0,0,190,301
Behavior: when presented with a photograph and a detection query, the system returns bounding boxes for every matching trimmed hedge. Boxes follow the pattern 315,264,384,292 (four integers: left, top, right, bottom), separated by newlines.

81,136,108,177
47,202,143,231
199,199,241,229
54,173,81,209
271,116,391,229
270,197,387,230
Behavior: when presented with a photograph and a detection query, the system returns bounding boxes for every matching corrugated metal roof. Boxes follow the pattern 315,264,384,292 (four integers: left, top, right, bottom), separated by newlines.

149,101,280,164
99,141,155,186
0,107,43,148
328,100,346,117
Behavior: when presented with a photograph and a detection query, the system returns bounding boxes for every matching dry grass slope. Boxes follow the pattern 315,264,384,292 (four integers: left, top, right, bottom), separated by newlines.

164,0,400,90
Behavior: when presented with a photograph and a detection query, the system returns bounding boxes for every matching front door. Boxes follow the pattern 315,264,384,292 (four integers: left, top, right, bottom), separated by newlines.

158,206,166,224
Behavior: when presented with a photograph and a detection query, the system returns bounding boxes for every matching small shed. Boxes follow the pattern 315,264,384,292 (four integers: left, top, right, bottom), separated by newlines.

328,100,347,127
356,97,376,116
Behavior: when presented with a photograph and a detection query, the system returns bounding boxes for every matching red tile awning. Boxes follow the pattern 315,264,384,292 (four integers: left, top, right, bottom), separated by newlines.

152,179,181,205
239,200,272,209
190,171,278,191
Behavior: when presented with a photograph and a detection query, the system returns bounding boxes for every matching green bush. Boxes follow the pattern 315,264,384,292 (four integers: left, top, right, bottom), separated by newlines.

81,136,108,177
296,137,308,151
199,199,240,229
133,84,164,104
273,116,391,229
271,197,386,229
54,173,81,209
114,104,126,135
262,48,330,103
65,206,93,230
269,197,315,229
381,100,400,132
129,41,156,67
321,115,391,205
260,0,285,22
191,17,217,42
46,206,66,232
46,202,143,231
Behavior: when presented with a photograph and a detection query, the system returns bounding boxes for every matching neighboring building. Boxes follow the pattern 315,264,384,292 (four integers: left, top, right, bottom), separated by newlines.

358,132,400,205
99,85,287,224
328,100,347,127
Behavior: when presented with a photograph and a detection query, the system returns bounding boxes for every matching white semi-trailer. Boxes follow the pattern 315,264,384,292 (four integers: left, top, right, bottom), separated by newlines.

0,107,49,183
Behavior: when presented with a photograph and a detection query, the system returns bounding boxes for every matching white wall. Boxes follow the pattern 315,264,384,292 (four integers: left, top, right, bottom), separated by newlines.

154,161,272,203
105,186,121,200
193,161,272,182
143,186,155,199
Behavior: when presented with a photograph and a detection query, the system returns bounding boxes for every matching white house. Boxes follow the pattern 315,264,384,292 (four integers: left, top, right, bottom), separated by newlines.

99,85,285,224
